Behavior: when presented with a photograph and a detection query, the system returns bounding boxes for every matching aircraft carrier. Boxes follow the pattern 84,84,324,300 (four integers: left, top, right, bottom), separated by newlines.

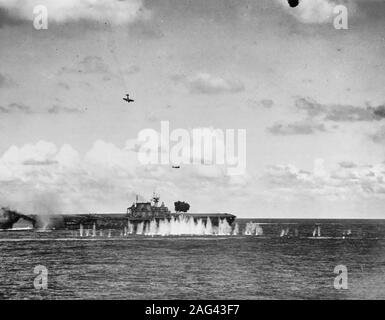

0,194,236,231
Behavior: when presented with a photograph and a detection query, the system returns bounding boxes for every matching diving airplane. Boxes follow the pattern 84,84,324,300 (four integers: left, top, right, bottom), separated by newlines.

123,94,134,103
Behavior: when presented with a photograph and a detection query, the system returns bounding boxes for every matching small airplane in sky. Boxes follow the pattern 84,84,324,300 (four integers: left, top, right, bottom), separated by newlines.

172,166,180,169
123,93,134,103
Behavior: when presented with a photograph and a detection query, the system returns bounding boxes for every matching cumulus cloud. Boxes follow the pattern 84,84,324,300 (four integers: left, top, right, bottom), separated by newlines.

0,102,83,114
266,97,385,136
0,138,242,214
325,105,382,122
57,81,70,90
0,7,23,27
125,65,141,75
260,99,274,108
267,120,326,135
1,141,63,167
295,97,385,122
0,73,15,88
48,105,84,114
59,56,124,83
0,140,138,213
338,161,357,169
0,74,6,86
60,56,110,75
247,99,274,109
1,139,384,216
264,160,385,199
0,141,82,213
369,125,385,144
0,103,33,114
372,105,385,119
0,0,149,25
276,0,337,24
172,73,245,94
0,73,8,87
129,20,164,39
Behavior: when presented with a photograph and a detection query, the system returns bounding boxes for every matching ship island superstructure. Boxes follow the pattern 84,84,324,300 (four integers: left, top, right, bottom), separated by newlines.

127,194,175,220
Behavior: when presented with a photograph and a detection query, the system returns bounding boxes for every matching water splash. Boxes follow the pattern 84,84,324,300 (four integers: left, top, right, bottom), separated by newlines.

232,223,240,235
280,227,289,237
244,222,263,236
136,222,144,235
74,220,271,238
127,216,235,236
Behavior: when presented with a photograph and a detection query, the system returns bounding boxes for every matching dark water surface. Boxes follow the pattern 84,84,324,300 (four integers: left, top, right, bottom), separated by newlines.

0,219,384,299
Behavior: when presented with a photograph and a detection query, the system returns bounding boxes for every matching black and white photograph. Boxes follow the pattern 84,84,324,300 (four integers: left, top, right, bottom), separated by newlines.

0,0,384,304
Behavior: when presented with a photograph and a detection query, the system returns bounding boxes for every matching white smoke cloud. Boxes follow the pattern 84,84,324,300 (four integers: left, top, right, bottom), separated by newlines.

276,0,337,24
0,0,149,25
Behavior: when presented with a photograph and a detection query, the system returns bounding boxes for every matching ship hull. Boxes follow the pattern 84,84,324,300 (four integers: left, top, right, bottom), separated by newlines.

32,213,236,230
127,214,236,227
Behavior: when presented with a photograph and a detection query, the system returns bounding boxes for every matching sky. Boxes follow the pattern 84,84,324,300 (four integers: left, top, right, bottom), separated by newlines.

0,0,385,218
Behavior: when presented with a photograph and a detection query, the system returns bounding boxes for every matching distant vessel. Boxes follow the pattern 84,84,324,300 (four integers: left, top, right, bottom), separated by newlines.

0,207,36,230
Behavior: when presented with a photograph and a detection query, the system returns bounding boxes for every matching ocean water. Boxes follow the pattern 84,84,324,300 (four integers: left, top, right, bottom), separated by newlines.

0,219,384,300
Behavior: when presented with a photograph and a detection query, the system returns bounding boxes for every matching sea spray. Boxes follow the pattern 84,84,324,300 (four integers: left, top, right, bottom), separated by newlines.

127,222,134,234
205,218,213,235
232,223,239,235
136,222,144,235
218,218,232,235
244,222,263,236
255,224,263,236
76,220,269,238
126,216,234,236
